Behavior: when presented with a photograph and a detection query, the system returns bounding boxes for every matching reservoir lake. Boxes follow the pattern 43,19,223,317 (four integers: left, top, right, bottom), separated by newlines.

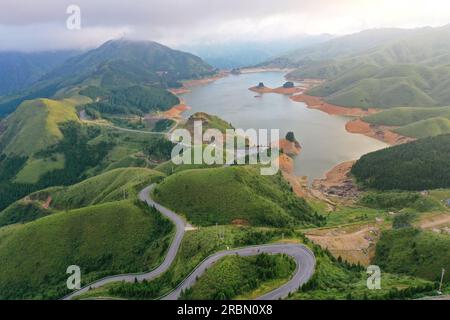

181,72,388,183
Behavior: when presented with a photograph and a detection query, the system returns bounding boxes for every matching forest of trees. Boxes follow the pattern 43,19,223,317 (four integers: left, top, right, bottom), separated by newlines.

81,85,179,117
351,134,450,191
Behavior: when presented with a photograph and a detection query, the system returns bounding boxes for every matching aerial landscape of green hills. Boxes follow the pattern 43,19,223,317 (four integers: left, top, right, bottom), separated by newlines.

0,39,214,116
264,24,450,109
0,7,449,304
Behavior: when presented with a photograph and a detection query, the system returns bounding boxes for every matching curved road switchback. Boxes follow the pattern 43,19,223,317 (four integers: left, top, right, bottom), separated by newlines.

162,243,315,300
63,184,316,300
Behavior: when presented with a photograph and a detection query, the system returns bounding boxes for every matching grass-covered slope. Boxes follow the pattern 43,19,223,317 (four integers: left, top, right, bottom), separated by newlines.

0,200,173,300
0,91,172,211
278,25,450,109
394,117,450,139
181,112,234,134
0,98,80,157
0,168,165,227
363,106,450,127
363,106,450,138
181,254,296,300
374,228,450,283
153,166,323,227
351,134,450,191
292,243,434,300
305,64,449,109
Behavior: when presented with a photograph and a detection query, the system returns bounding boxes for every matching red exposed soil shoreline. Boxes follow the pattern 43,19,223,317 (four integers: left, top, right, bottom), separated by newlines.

290,94,377,117
345,118,415,145
249,86,302,95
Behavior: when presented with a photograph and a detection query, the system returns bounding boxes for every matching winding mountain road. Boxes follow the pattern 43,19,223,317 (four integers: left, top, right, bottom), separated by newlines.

63,184,316,300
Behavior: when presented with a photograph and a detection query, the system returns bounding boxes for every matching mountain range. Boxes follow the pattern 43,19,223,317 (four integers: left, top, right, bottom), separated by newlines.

261,24,450,109
0,40,215,116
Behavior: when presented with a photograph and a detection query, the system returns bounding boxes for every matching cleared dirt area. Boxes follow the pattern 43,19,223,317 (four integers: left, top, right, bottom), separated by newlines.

417,213,450,234
306,224,381,265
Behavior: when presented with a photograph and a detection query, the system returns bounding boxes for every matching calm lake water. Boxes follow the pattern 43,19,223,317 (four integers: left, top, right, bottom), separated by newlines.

181,72,388,182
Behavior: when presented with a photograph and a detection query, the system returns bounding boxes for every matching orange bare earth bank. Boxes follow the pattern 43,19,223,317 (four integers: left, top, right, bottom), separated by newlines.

169,73,228,95
290,94,377,117
277,153,295,174
346,119,414,145
279,139,301,156
249,86,302,95
163,102,191,119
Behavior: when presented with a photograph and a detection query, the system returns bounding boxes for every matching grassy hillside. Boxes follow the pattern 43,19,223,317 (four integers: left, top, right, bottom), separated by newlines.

276,25,450,109
181,254,296,300
363,106,450,126
153,166,323,227
266,28,417,66
0,98,80,157
0,168,165,227
181,112,234,134
305,65,448,109
0,200,173,299
48,168,164,209
374,228,450,283
362,106,450,138
351,134,450,191
0,92,173,211
394,117,450,138
292,243,434,300
358,191,441,212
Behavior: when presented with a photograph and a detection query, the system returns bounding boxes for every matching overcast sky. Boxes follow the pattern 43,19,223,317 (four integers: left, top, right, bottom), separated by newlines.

1,0,450,51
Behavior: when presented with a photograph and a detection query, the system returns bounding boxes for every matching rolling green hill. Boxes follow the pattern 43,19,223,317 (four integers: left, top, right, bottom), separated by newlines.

263,28,417,67
264,24,450,109
153,166,323,227
303,64,450,109
0,167,165,227
0,81,177,212
351,134,450,190
362,106,450,138
0,98,81,157
181,254,296,300
394,117,450,139
181,112,234,134
363,106,450,126
374,228,450,283
0,199,173,300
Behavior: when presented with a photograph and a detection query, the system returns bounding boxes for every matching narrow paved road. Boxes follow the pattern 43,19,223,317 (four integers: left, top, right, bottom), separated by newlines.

162,243,315,300
62,185,187,300
63,184,316,300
